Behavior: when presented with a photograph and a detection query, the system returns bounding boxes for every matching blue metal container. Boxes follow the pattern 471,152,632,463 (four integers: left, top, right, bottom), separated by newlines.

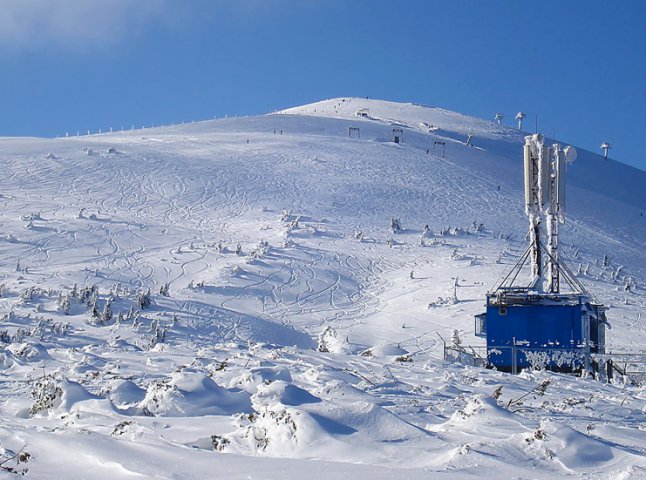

475,289,606,372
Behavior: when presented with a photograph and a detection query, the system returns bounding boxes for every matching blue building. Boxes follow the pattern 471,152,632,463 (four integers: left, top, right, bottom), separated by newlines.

475,289,606,373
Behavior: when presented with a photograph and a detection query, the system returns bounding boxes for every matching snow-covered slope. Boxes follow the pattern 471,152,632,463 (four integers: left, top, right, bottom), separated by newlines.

0,98,644,479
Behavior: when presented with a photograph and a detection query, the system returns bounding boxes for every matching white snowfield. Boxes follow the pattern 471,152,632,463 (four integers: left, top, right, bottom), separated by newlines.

0,97,644,479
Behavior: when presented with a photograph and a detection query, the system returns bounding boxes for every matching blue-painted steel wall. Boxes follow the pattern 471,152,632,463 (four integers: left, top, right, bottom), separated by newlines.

485,300,584,370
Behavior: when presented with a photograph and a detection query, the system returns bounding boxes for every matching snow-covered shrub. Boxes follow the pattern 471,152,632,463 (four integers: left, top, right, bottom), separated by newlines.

58,294,71,315
250,240,270,260
211,434,231,452
29,375,63,416
316,326,349,354
317,326,335,352
101,298,113,324
137,289,152,310
89,298,100,321
19,287,35,304
20,212,41,222
78,285,98,306
288,217,300,231
395,354,413,363
0,448,30,475
280,209,292,222
148,319,167,348
239,407,298,452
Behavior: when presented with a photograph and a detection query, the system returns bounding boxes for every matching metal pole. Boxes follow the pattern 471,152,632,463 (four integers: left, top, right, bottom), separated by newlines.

512,337,517,375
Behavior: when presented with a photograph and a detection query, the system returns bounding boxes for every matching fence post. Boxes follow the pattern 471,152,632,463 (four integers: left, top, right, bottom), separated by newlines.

437,333,447,361
511,337,517,375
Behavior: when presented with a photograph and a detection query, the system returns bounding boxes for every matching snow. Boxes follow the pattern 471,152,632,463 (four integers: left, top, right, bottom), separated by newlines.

0,97,644,478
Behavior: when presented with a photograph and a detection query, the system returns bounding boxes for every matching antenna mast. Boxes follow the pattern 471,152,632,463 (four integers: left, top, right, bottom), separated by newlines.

523,134,573,293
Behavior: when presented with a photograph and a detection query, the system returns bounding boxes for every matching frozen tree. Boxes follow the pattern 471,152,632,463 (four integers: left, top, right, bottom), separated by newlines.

58,294,70,315
101,298,113,324
452,329,462,347
317,326,337,353
137,289,152,310
29,375,63,416
149,320,166,348
90,298,100,319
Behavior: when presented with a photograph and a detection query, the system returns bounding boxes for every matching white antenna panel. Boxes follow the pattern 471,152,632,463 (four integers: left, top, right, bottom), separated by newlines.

523,142,532,211
555,147,568,220
539,144,551,208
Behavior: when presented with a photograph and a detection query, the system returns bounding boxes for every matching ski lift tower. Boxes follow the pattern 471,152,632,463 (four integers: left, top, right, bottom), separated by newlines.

475,133,607,373
600,142,612,159
516,112,526,130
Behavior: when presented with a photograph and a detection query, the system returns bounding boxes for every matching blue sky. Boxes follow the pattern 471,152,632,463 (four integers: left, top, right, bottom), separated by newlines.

1,0,645,170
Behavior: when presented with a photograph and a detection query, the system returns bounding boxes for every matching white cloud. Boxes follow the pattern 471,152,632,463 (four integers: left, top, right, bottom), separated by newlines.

0,0,185,50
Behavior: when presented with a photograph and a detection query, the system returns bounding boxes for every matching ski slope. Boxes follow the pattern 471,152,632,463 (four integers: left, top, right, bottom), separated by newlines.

0,97,644,479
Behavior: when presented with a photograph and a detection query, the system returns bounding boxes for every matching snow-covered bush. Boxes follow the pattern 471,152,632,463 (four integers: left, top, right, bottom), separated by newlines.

101,298,113,324
29,375,63,416
250,240,270,260
58,293,71,315
137,289,152,310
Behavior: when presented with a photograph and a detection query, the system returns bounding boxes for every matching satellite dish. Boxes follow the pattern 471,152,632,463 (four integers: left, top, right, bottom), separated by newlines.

564,145,577,164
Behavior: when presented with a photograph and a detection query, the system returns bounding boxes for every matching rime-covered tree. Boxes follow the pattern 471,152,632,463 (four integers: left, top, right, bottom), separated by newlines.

137,289,152,310
101,298,113,324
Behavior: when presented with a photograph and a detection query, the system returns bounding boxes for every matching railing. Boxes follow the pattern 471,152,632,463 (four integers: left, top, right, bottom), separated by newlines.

602,354,646,385
443,342,646,385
